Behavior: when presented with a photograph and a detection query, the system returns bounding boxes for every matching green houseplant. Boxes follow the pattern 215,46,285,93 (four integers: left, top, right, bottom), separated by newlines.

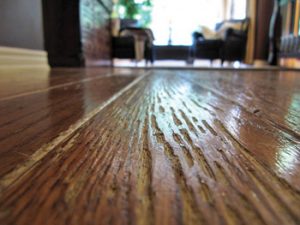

118,0,153,27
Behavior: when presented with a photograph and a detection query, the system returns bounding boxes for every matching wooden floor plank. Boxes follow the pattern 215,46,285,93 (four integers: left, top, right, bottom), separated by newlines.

0,69,299,225
0,69,143,178
0,67,146,100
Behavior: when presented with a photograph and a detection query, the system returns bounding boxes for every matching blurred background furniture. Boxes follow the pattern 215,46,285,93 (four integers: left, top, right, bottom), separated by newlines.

111,19,155,64
190,18,249,64
276,0,300,68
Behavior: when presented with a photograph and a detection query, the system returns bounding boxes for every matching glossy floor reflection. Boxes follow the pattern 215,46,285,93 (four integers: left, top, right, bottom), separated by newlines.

0,68,299,225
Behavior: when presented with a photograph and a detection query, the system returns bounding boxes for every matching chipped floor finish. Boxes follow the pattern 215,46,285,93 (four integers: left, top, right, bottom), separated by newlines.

0,69,300,225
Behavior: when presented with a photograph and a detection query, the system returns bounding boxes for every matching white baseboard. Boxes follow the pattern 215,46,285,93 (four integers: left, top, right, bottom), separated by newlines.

0,46,49,69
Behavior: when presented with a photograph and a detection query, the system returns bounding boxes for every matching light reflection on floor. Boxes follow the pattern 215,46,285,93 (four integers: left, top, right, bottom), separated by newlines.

113,59,238,68
112,59,276,69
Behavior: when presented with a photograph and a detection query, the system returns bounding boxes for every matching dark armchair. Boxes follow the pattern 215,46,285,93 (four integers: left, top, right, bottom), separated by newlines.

111,19,154,64
190,18,249,64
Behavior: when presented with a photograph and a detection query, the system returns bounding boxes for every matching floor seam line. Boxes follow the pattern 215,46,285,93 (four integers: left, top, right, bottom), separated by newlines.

0,72,117,102
0,71,151,191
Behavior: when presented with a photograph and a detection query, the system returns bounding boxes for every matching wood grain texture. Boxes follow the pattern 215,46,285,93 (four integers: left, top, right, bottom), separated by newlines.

0,68,144,179
0,69,300,225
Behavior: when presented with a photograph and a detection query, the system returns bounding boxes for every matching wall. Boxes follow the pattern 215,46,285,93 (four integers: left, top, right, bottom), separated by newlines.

0,0,44,50
80,0,112,65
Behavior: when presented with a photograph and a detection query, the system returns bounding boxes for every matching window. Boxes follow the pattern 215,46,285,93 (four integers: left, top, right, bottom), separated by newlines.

149,0,246,46
231,0,247,19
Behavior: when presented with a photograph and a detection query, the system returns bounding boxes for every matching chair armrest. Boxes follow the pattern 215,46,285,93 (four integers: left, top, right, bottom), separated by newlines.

112,36,135,47
224,28,247,41
192,32,205,41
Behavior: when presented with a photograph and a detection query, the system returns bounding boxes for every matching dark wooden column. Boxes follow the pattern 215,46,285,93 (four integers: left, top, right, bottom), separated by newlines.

254,0,274,62
42,0,84,67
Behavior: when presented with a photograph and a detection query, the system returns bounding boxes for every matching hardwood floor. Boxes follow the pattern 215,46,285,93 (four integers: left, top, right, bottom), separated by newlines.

0,68,299,225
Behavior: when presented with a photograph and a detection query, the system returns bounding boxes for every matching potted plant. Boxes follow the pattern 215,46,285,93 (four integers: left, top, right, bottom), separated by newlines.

118,0,153,27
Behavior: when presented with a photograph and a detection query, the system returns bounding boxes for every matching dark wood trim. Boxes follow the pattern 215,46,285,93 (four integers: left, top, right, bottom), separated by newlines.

254,0,274,61
42,0,85,67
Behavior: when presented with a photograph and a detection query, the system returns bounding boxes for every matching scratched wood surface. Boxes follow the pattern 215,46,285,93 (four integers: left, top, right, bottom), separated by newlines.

0,69,300,225
0,67,142,178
